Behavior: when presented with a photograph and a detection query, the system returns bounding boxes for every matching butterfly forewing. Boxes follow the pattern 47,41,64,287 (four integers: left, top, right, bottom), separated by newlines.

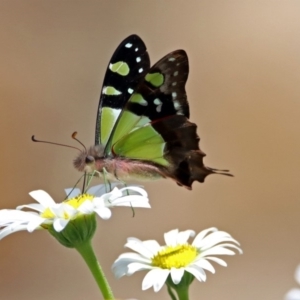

95,34,150,146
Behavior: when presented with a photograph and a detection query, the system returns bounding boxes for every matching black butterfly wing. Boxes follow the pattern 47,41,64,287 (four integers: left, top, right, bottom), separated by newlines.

95,34,150,146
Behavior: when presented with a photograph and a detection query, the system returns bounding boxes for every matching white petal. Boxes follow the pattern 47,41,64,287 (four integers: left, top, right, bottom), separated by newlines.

142,240,161,254
197,231,239,250
192,227,218,246
176,230,195,244
127,262,153,275
204,256,227,267
95,207,111,219
112,253,152,278
114,252,152,265
102,187,123,201
295,265,300,285
285,288,300,300
119,186,148,198
200,244,241,257
51,204,77,219
87,183,120,196
194,258,215,273
27,217,45,232
29,190,56,206
185,265,207,282
142,268,170,292
0,224,29,239
125,238,157,258
65,187,81,198
53,218,69,232
170,267,184,284
109,195,150,208
112,261,130,278
87,185,107,196
17,203,45,212
78,201,94,214
164,229,179,246
0,209,38,223
93,197,105,207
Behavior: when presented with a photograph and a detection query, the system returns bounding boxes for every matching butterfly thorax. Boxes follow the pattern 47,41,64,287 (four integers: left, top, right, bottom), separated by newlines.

73,145,164,181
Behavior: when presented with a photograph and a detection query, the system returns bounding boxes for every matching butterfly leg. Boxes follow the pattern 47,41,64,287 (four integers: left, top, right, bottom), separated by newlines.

65,173,86,199
115,178,135,217
102,167,112,193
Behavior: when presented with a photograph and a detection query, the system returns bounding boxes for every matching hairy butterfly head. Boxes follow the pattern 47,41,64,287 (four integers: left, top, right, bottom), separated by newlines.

73,145,105,172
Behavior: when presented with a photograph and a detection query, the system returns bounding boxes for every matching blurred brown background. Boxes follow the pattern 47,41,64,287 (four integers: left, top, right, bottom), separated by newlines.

1,1,300,299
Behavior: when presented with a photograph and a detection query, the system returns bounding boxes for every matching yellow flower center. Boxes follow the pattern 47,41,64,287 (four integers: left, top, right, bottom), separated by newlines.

40,194,94,219
41,207,55,219
151,244,198,269
64,194,94,208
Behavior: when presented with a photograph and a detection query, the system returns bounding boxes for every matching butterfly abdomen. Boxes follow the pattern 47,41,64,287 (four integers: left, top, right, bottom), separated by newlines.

96,158,164,181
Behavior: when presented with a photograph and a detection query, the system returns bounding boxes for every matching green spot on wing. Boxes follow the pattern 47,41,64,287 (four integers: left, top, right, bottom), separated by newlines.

103,86,122,95
145,72,164,87
109,61,130,76
130,93,148,106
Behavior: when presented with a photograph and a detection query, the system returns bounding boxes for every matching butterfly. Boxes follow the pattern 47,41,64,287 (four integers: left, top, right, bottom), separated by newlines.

73,34,232,190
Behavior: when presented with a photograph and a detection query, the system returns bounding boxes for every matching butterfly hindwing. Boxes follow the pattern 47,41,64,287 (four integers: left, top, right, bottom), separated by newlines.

95,35,150,146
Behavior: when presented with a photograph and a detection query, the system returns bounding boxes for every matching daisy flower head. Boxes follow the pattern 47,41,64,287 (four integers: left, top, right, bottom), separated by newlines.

0,184,150,248
112,228,242,293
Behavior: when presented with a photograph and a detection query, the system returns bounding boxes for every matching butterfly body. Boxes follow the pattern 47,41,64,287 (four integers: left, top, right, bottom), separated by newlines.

73,34,231,189
74,145,164,181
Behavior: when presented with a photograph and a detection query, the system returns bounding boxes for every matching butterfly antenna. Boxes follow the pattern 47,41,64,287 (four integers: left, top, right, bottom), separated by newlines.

71,132,87,152
32,135,81,152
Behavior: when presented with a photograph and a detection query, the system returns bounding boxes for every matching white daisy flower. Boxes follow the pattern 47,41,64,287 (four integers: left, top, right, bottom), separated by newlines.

0,185,150,240
285,264,300,300
66,184,150,219
112,228,242,292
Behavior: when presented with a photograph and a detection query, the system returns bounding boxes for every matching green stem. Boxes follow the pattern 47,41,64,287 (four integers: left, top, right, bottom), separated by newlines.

175,286,189,300
76,240,115,300
167,285,178,300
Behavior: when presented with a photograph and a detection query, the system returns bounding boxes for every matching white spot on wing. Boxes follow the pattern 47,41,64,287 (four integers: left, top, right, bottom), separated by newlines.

173,71,178,76
125,43,133,48
168,57,176,62
174,100,181,110
156,105,162,113
138,68,143,73
154,98,163,113
172,82,177,86
154,98,162,105
172,92,177,98
127,88,134,94
135,47,139,52
136,57,141,63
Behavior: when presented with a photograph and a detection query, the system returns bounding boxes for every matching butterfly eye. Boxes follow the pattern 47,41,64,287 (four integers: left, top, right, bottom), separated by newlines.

85,156,95,164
